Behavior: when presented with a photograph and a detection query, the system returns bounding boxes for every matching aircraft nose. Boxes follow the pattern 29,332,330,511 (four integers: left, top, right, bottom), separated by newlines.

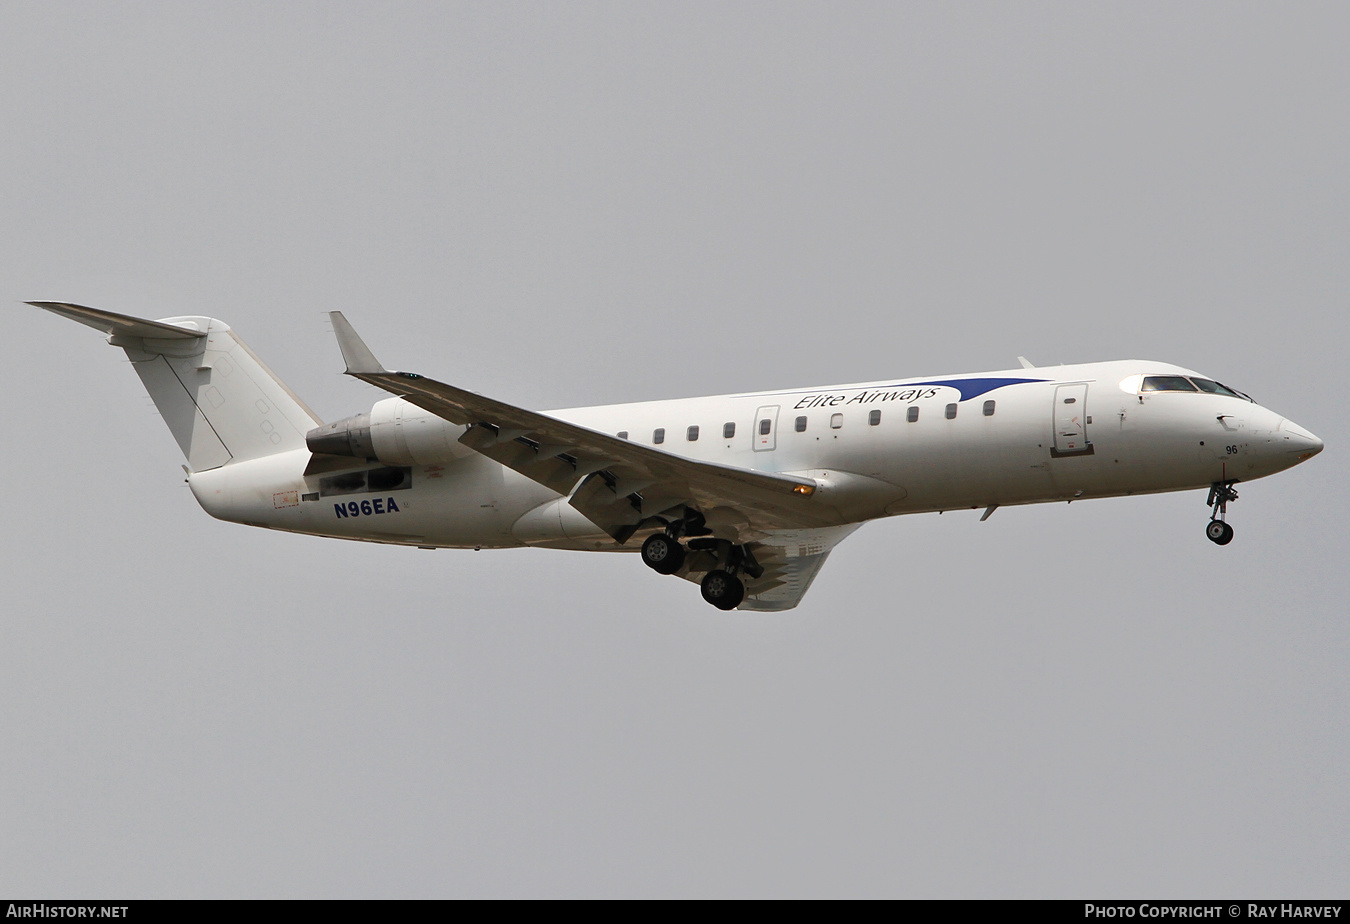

1277,418,1324,461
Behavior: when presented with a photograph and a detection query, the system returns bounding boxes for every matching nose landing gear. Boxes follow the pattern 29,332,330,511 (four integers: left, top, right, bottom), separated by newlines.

1206,520,1234,545
1205,480,1239,545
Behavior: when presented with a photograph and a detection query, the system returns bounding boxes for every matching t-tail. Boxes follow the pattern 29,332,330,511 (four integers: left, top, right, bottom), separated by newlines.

26,301,321,472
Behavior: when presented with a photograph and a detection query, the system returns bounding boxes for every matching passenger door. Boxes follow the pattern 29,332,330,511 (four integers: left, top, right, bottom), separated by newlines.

1052,384,1093,456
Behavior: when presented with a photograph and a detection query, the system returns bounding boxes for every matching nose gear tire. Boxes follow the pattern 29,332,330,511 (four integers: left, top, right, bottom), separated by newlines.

1206,521,1234,545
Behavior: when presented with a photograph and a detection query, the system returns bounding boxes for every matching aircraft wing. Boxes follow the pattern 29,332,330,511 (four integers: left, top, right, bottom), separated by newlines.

329,313,836,544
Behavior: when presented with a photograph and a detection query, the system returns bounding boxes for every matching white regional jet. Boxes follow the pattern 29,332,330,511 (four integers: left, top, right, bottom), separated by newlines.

29,301,1324,611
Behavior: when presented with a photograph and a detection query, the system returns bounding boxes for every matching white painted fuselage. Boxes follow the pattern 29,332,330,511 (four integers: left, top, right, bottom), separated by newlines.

188,359,1322,551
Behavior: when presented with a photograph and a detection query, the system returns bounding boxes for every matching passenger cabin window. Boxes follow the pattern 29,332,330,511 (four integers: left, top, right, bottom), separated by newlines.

983,400,996,416
616,431,628,440
830,413,843,429
868,410,881,426
723,422,736,439
687,425,699,442
945,403,958,419
653,428,665,444
795,416,807,432
907,406,919,423
759,419,772,436
1141,375,1198,393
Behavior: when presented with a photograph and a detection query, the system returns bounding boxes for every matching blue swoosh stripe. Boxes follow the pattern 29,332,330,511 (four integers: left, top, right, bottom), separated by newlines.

905,377,1047,402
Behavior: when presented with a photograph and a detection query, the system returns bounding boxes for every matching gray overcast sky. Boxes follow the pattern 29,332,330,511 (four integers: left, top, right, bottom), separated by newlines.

2,1,1346,898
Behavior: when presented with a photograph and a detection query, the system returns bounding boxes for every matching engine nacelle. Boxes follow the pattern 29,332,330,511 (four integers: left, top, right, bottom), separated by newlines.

306,398,474,465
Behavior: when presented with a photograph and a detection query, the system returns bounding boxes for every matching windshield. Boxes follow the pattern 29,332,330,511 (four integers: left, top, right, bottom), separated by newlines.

1141,375,1196,393
1190,378,1245,399
1140,375,1254,402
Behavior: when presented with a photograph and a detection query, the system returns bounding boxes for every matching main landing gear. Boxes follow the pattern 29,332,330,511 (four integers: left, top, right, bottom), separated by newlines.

1205,480,1238,546
640,532,685,574
638,512,761,610
700,569,745,610
688,539,762,610
639,508,703,575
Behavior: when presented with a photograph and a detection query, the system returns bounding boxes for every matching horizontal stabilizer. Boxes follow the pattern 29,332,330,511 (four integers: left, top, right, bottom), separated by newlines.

26,301,206,340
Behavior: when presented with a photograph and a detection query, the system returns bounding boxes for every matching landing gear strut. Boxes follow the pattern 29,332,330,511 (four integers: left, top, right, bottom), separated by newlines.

1205,480,1238,546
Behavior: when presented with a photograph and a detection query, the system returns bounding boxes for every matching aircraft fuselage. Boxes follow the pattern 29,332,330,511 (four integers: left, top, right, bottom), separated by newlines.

187,359,1322,551
27,301,1324,610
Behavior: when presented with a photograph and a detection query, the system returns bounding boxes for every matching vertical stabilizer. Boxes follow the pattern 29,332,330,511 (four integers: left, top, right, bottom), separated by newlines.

28,302,321,472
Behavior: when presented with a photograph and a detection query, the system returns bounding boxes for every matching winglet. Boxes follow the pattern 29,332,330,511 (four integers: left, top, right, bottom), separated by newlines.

329,311,387,374
1017,356,1035,369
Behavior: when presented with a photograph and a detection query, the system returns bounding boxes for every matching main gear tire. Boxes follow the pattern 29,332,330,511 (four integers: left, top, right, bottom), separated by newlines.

700,569,745,610
641,533,686,574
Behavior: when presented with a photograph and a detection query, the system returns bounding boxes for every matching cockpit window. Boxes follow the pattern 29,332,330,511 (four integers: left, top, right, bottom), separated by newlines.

1138,374,1254,401
1191,378,1244,399
1141,375,1198,393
